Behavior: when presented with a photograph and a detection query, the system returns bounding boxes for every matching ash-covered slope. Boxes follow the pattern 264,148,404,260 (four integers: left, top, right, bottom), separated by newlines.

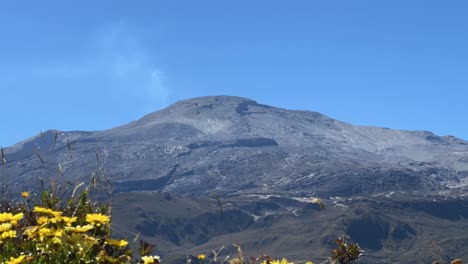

110,192,468,263
3,95,468,197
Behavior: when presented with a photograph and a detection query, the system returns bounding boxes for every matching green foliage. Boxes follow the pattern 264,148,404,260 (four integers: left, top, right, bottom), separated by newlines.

0,178,158,263
330,237,363,264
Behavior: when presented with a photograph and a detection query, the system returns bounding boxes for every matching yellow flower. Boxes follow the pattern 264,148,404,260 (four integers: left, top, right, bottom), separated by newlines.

1,230,17,239
33,206,54,214
65,225,94,233
6,255,26,264
83,234,98,245
10,213,23,226
262,259,294,264
141,255,161,264
38,227,62,239
106,238,129,247
51,211,63,219
141,256,153,264
33,207,64,223
86,213,110,226
0,213,9,222
36,216,49,225
197,254,206,260
23,226,40,239
21,192,29,198
305,262,314,264
51,236,62,244
0,212,24,226
69,233,85,244
38,227,53,239
53,229,63,237
62,216,77,226
0,223,12,232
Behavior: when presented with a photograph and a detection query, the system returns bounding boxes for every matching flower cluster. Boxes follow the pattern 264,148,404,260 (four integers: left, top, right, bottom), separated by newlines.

260,259,312,264
0,190,160,264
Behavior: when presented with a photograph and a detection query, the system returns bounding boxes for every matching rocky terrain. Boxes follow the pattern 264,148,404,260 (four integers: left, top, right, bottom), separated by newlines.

2,96,468,263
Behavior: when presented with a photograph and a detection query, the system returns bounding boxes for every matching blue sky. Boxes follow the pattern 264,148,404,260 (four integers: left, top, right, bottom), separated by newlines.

1,1,467,147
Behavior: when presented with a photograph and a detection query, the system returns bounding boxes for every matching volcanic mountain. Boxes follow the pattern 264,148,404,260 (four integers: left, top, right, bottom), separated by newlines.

2,96,468,263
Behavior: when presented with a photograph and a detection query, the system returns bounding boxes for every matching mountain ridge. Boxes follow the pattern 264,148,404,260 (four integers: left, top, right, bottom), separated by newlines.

5,95,467,148
3,95,468,197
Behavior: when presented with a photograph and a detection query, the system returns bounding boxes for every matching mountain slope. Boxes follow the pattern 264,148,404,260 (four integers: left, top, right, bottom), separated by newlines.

3,96,468,197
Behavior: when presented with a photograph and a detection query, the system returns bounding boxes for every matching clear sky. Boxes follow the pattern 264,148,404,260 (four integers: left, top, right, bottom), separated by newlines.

1,1,467,147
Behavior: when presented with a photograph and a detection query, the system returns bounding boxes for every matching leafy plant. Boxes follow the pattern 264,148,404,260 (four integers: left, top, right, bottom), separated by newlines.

0,178,159,263
330,237,363,264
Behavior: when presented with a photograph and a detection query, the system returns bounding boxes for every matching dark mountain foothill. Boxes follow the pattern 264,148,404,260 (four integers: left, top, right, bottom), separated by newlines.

2,96,468,263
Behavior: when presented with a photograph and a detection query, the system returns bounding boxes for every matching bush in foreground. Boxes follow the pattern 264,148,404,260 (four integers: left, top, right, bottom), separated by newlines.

0,183,161,264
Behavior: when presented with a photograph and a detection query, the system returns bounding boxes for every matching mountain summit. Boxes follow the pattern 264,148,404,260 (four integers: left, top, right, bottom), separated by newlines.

3,95,468,197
